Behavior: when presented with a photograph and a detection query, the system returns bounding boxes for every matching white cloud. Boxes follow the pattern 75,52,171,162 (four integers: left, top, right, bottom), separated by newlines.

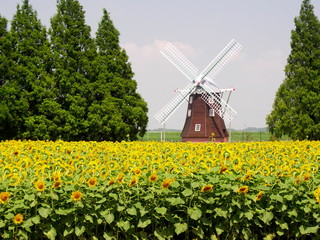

242,49,285,72
122,39,201,64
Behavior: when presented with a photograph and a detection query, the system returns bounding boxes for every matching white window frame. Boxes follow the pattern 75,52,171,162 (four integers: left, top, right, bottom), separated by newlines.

195,124,201,131
209,108,214,117
187,109,192,117
189,96,193,104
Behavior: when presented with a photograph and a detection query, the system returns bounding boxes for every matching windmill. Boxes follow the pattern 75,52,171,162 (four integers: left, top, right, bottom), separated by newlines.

155,39,242,142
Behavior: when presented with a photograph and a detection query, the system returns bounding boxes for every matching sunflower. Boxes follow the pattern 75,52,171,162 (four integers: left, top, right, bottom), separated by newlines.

13,213,24,224
133,168,141,175
129,177,138,187
255,191,264,201
218,166,228,174
149,172,158,182
87,177,98,187
294,176,301,186
201,185,213,192
34,180,45,192
0,192,10,204
162,179,173,190
108,178,115,186
71,191,82,201
304,172,311,181
314,187,320,203
52,172,61,182
117,173,124,183
52,181,62,189
238,186,249,194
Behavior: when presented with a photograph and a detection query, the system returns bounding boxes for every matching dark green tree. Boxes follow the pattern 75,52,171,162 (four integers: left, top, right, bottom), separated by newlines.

0,1,54,140
49,0,98,140
95,9,148,141
0,15,15,139
266,0,320,140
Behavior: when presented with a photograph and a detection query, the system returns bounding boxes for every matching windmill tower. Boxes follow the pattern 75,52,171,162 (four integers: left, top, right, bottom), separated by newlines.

155,39,242,142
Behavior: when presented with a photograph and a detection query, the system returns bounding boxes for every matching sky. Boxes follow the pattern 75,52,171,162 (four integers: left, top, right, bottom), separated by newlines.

1,0,320,130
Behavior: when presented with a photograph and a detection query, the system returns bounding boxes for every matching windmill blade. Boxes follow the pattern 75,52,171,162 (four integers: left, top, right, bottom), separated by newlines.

155,83,196,125
200,83,237,124
161,42,198,81
200,39,242,81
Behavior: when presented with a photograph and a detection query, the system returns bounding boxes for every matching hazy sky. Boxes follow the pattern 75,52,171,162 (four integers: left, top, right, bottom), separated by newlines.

1,0,319,130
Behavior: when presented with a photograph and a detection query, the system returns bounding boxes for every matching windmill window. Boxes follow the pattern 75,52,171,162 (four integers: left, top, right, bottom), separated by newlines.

195,124,201,131
188,109,191,117
209,109,214,117
189,96,193,104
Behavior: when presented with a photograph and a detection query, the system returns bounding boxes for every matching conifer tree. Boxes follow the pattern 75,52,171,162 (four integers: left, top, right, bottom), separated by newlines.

266,0,320,140
50,0,98,140
95,9,148,141
0,1,53,140
0,15,15,139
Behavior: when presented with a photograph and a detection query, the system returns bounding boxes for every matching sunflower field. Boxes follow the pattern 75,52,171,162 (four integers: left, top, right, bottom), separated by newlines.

0,140,320,239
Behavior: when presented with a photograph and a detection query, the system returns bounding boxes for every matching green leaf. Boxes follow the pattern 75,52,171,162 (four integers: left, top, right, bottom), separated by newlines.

154,229,166,240
166,197,185,205
75,225,86,237
155,207,167,215
261,211,273,224
244,211,254,220
288,209,298,218
215,224,225,235
5,213,14,220
63,227,74,236
299,225,318,234
174,222,188,235
105,213,114,224
284,194,293,200
22,218,34,228
215,208,228,219
44,226,57,240
188,207,202,220
117,205,125,212
117,220,130,232
127,207,137,216
85,214,93,223
303,206,311,213
55,208,74,215
38,208,51,218
103,232,115,240
137,218,151,228
242,228,251,240
0,220,5,228
182,188,193,197
211,235,219,240
31,215,41,224
270,194,283,203
24,194,35,201
109,193,118,200
276,226,285,236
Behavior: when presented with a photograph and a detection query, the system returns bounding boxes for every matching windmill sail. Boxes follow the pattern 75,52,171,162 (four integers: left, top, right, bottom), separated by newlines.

200,83,237,124
161,42,198,81
155,83,195,125
200,39,242,81
155,39,242,127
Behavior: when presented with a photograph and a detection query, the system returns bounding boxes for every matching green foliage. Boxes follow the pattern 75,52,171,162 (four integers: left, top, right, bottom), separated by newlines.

0,0,148,141
95,9,148,141
267,0,320,140
0,0,53,140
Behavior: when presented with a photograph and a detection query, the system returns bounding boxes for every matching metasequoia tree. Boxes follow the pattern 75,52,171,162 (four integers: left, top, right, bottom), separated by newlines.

0,0,53,140
95,9,148,141
266,0,320,140
0,0,148,141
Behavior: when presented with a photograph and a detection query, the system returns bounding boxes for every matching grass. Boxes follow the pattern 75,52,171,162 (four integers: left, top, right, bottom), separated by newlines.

139,130,290,142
